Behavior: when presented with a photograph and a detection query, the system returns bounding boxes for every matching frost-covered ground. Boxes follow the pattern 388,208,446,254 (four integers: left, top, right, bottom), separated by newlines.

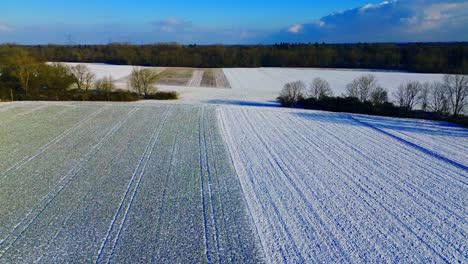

0,102,262,263
0,101,466,263
219,105,467,263
58,63,445,106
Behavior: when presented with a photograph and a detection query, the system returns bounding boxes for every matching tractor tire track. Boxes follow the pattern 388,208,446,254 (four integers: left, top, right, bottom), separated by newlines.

0,108,138,259
96,108,170,264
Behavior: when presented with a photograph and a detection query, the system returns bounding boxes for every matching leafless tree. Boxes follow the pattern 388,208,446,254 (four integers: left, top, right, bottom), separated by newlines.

95,76,116,92
278,81,306,106
308,78,333,99
345,75,378,102
443,74,468,116
429,81,450,114
393,81,421,111
419,82,431,111
128,67,159,96
370,86,388,105
70,64,96,92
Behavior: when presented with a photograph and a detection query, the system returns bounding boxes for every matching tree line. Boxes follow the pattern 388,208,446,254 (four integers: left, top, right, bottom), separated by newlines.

0,47,177,101
278,74,468,126
1,42,466,74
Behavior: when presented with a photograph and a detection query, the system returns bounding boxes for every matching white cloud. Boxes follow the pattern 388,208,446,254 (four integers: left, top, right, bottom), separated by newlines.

274,0,468,43
153,18,191,32
359,1,391,11
288,24,302,33
0,24,14,33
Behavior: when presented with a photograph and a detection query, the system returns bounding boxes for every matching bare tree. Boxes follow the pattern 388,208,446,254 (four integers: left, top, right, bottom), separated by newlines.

419,82,431,111
370,86,388,105
429,81,450,114
443,74,468,116
128,67,159,96
278,81,306,106
308,78,333,99
70,64,96,92
393,81,421,111
95,76,116,92
345,75,378,102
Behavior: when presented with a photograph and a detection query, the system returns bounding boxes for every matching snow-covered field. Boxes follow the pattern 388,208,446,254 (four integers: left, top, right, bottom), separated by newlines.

0,102,262,263
0,101,466,263
58,63,446,105
219,105,467,263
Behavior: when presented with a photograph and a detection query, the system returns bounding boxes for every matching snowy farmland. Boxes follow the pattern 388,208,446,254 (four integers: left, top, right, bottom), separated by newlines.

0,101,466,263
59,63,446,105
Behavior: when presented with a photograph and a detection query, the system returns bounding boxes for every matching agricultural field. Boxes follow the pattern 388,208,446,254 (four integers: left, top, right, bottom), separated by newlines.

219,106,467,263
0,102,262,263
0,99,465,263
59,63,446,104
60,63,232,90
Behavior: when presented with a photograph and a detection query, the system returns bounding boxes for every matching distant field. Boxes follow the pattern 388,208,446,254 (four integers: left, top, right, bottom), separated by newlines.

59,63,232,91
1,101,465,263
58,63,445,104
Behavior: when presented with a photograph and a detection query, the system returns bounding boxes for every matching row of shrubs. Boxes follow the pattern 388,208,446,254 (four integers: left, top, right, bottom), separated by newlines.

297,96,468,127
15,89,179,102
278,75,468,127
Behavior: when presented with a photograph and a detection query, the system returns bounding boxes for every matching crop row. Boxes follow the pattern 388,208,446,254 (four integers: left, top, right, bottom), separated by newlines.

218,106,467,263
0,103,261,263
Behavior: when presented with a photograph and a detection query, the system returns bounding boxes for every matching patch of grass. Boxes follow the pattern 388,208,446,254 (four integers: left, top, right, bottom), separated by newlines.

159,69,193,78
144,91,179,100
156,69,194,86
201,70,216,87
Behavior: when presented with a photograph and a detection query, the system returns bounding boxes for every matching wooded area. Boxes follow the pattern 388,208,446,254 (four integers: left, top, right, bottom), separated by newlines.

0,47,177,101
2,42,467,74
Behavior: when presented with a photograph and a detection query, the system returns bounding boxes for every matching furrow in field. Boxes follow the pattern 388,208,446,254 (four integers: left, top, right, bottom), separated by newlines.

0,103,37,117
297,113,463,259
148,113,185,263
199,107,213,263
0,107,133,242
220,107,333,263
0,106,105,178
242,109,363,262
216,109,266,263
0,104,102,172
253,110,400,261
350,116,467,171
207,108,263,262
0,108,138,260
281,110,466,261
277,119,419,261
295,112,466,209
219,106,466,263
352,115,468,168
0,104,48,125
108,106,203,263
96,107,170,264
0,107,164,263
286,112,466,259
201,106,224,263
338,115,467,211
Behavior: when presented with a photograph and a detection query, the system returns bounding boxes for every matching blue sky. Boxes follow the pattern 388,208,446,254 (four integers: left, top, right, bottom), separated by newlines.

1,0,369,28
0,0,467,44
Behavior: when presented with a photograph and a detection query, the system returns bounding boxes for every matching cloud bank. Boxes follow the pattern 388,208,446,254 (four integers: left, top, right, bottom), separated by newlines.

272,0,468,43
0,0,466,44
